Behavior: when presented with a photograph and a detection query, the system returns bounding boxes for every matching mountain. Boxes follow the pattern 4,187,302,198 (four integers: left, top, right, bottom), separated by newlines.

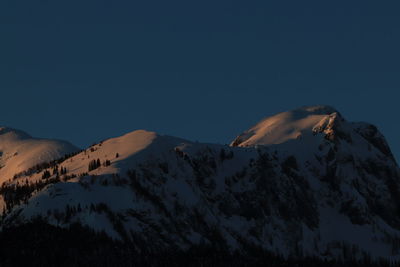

1,106,400,266
0,127,79,182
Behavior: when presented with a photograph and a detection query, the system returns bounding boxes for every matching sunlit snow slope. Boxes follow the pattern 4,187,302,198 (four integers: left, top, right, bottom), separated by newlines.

231,105,341,147
0,127,79,183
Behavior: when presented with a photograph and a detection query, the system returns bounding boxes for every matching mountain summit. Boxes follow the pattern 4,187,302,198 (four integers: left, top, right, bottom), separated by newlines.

231,105,396,162
231,105,343,147
0,126,31,141
0,127,79,184
0,107,400,265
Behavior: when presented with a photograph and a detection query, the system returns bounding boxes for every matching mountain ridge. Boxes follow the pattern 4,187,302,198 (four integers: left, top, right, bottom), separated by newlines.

0,105,400,264
0,126,79,185
231,105,347,147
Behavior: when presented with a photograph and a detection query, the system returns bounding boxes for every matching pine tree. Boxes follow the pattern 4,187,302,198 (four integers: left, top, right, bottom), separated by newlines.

53,166,58,175
42,170,51,179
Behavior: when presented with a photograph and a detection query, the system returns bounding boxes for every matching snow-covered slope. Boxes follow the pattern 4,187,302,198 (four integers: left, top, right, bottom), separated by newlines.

231,105,342,147
0,127,79,184
2,106,400,262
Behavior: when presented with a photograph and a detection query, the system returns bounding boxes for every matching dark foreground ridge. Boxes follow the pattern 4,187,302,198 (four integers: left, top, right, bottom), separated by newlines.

0,219,397,267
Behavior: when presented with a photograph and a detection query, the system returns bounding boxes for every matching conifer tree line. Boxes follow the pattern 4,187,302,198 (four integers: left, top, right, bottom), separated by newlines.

88,158,113,171
60,167,67,175
42,170,51,179
88,159,101,171
12,150,82,180
0,218,397,267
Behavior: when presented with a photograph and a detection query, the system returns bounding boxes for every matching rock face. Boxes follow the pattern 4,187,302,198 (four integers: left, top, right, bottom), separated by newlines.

1,106,400,262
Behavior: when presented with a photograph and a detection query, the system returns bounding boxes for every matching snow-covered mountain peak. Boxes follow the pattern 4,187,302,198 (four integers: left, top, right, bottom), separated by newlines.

0,127,79,184
300,105,338,115
94,129,188,159
0,127,31,141
231,105,344,147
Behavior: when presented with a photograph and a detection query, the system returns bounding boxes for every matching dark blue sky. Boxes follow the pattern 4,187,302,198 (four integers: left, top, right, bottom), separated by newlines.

1,1,400,159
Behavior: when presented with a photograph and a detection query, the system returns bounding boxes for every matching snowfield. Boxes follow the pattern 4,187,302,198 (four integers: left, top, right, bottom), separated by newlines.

0,127,78,184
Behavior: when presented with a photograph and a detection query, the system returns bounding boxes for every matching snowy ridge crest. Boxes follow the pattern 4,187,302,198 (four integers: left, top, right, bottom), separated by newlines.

0,127,31,140
231,105,347,147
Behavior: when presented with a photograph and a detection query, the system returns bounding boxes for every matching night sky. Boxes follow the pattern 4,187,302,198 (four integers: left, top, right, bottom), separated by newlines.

2,1,400,160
